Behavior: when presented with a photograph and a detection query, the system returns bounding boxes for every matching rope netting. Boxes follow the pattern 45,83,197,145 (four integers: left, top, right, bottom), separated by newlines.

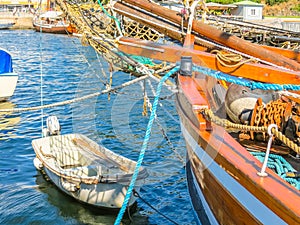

56,0,165,76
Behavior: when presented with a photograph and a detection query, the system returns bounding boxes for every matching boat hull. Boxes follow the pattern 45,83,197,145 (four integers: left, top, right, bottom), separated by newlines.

0,73,18,101
33,24,70,34
41,166,138,209
0,22,15,29
176,75,300,225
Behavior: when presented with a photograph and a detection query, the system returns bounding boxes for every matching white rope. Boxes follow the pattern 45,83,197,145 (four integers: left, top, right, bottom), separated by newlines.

0,75,149,113
39,21,44,136
187,0,199,34
279,90,300,99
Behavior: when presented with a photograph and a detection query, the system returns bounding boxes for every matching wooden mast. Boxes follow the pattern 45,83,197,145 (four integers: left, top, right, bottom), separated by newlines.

115,0,300,71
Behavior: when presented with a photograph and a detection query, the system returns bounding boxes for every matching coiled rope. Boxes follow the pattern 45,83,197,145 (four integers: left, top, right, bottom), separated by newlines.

250,152,300,190
114,66,180,225
211,49,257,68
194,65,300,91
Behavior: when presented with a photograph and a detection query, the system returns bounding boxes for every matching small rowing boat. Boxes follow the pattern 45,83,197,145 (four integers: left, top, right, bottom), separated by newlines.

32,116,148,209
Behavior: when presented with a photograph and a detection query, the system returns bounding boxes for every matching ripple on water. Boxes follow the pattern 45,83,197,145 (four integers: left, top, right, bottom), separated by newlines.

0,30,196,225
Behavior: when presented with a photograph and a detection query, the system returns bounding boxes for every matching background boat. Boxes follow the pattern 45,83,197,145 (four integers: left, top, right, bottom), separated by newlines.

0,48,18,101
33,11,74,34
0,20,15,30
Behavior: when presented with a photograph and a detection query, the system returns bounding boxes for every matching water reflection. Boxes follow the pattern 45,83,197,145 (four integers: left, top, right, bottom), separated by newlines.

35,171,148,225
0,101,20,139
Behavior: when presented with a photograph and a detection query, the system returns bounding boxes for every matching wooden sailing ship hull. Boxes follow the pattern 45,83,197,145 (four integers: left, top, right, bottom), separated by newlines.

114,2,300,221
51,0,300,223
176,74,300,224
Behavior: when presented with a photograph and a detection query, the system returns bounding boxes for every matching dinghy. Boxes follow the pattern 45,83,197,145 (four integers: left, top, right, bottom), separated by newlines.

32,116,148,209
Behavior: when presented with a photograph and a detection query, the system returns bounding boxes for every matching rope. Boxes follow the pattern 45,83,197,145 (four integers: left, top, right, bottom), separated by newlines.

113,66,180,225
202,109,300,154
194,66,300,91
187,1,199,34
97,0,122,35
251,152,300,190
0,75,149,113
132,190,180,225
211,49,257,68
39,26,44,137
146,80,185,165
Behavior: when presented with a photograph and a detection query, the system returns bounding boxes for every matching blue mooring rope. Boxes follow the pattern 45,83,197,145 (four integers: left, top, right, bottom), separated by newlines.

114,66,180,225
194,66,300,91
97,0,122,33
115,62,300,223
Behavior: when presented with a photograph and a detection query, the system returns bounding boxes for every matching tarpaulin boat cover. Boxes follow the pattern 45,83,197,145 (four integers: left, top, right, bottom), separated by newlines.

0,49,13,74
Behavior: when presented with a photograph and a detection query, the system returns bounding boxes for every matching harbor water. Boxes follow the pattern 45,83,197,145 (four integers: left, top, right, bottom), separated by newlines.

0,30,196,225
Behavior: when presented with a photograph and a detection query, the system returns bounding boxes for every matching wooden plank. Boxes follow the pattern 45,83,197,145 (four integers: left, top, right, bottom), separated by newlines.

187,145,262,224
177,75,300,224
120,0,300,71
118,37,300,85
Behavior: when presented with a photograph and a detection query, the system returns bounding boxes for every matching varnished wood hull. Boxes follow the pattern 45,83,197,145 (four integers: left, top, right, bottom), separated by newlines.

176,75,300,225
33,24,70,34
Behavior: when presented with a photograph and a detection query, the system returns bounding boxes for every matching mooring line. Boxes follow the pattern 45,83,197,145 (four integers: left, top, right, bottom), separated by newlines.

0,75,149,113
114,66,180,225
133,189,180,225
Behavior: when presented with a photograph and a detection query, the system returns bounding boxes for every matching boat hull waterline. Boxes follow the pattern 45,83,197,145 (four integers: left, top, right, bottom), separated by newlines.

176,74,300,225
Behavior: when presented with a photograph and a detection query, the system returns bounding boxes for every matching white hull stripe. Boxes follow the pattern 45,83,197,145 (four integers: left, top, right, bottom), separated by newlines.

181,122,287,225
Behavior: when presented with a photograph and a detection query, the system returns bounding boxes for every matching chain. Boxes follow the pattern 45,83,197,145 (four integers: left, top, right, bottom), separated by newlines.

202,108,300,154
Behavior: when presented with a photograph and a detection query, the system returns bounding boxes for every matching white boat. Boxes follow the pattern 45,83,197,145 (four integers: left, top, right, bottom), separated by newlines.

0,20,15,29
0,48,18,101
33,11,75,34
32,116,148,209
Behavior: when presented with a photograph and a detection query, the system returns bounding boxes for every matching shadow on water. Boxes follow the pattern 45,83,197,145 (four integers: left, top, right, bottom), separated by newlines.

34,171,149,225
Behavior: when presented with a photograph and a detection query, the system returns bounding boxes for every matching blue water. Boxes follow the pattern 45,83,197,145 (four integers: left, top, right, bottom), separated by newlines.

0,30,196,225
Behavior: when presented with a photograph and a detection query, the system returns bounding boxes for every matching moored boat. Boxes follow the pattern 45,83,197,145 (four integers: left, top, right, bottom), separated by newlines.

32,116,148,210
113,1,300,222
41,0,300,223
0,48,18,102
0,20,15,30
175,56,300,224
33,11,74,34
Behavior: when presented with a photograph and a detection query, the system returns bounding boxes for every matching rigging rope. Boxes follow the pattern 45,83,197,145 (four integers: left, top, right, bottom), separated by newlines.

133,189,180,225
96,0,122,35
194,65,300,91
113,66,180,225
39,28,44,137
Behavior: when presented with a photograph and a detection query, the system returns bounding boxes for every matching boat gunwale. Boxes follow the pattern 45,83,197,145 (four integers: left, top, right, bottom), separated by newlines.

176,74,300,224
32,133,148,185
